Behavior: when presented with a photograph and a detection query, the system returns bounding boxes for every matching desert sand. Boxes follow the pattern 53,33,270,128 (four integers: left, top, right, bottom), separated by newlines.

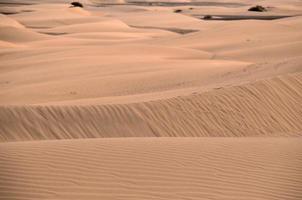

0,0,302,199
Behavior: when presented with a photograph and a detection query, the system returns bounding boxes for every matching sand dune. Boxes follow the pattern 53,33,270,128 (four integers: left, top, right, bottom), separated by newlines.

1,0,302,199
0,14,24,28
1,137,302,200
1,73,301,142
0,26,51,43
0,0,302,141
42,20,140,34
0,14,50,43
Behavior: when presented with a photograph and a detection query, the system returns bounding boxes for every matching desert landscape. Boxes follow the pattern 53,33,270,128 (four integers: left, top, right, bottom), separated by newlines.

0,0,302,199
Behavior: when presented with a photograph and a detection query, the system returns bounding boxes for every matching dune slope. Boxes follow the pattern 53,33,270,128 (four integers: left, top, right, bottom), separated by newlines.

1,73,301,142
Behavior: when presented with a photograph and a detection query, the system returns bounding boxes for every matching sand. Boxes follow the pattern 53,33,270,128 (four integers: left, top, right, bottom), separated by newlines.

0,0,302,199
1,138,302,200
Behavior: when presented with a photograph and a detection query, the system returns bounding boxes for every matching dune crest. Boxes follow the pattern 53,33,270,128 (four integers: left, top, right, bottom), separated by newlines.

1,73,301,142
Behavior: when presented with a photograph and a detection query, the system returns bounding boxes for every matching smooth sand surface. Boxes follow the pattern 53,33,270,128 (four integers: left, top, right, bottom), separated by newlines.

0,0,302,199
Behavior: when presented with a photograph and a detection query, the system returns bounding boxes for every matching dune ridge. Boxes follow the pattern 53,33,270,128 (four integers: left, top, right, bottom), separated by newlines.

1,72,301,142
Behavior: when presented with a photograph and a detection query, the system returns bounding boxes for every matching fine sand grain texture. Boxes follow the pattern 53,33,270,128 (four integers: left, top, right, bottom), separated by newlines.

1,138,302,200
0,0,302,199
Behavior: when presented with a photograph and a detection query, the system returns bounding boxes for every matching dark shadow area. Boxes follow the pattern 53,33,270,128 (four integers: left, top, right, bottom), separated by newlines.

130,25,198,34
95,1,246,7
199,15,296,21
39,32,68,36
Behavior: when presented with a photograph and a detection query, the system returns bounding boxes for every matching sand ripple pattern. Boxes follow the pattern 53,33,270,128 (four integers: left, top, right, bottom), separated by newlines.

0,138,302,200
1,73,302,141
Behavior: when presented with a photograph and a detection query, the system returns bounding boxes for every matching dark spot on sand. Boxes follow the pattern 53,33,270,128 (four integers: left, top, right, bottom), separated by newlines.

203,15,213,20
70,2,84,8
248,5,267,12
199,14,294,21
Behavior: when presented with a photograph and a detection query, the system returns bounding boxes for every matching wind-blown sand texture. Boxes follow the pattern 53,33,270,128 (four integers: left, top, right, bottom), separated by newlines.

0,0,302,199
1,138,302,200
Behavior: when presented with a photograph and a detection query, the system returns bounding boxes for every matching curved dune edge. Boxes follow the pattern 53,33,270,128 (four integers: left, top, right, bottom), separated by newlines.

0,137,302,200
1,72,302,142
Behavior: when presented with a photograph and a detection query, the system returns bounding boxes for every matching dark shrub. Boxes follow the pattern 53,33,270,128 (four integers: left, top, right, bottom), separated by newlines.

248,5,267,12
174,9,182,13
70,2,83,8
203,15,212,20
